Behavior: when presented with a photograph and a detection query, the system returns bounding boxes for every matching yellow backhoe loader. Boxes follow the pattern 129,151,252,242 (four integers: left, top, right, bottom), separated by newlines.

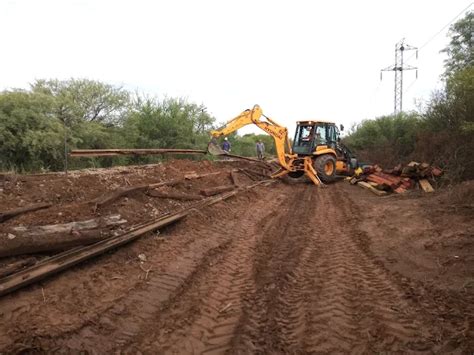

208,105,357,185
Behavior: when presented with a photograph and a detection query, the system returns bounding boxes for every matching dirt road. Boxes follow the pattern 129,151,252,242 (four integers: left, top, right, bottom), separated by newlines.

0,173,473,353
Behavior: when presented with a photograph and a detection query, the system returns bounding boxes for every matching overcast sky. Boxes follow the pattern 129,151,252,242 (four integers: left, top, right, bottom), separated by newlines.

1,0,472,136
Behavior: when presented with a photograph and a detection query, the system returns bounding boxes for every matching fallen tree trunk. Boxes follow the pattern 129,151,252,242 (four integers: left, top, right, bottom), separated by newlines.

0,215,127,258
0,203,52,223
147,190,202,201
200,185,235,197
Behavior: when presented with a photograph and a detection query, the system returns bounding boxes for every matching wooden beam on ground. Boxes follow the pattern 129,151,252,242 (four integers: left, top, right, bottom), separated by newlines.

91,185,149,208
69,149,207,157
200,185,235,197
419,179,435,193
357,181,388,196
0,257,37,279
0,203,52,223
230,171,241,186
89,171,234,209
147,190,202,201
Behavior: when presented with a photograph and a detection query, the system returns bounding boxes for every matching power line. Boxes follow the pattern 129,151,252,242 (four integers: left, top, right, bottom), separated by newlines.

405,2,473,63
402,2,473,96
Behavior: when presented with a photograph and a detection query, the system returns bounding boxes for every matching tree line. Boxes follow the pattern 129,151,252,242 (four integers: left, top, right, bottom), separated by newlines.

0,78,277,172
344,11,473,182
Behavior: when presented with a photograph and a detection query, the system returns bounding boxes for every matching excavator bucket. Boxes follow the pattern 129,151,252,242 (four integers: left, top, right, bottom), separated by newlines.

207,141,227,156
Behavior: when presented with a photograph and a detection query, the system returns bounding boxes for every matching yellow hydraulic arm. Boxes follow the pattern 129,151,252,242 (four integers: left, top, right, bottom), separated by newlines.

209,105,321,185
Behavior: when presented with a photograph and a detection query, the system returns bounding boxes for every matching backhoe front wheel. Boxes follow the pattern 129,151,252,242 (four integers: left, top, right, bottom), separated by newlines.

314,154,337,183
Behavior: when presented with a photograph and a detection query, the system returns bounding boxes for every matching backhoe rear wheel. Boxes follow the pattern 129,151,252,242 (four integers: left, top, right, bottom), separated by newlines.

314,154,337,183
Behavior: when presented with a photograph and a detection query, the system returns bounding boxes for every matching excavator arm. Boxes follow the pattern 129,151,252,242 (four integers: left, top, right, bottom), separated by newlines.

210,105,294,170
209,105,322,185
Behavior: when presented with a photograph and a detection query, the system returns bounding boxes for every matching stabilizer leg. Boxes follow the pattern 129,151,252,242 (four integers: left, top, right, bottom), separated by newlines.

271,168,291,179
304,158,324,186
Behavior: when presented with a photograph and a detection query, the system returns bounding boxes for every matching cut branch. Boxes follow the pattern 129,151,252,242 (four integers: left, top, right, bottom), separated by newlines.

147,190,202,201
0,203,52,223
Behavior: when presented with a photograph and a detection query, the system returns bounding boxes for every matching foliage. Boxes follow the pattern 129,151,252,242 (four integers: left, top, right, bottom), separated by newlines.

343,113,421,166
0,90,65,171
441,11,473,76
123,97,214,149
0,82,216,172
31,78,130,125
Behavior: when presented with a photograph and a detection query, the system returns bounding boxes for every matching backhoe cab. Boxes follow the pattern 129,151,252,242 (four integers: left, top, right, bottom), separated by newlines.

292,121,357,183
208,105,357,186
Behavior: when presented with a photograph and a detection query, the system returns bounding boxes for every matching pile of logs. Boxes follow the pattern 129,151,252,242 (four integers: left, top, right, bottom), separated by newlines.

350,161,443,196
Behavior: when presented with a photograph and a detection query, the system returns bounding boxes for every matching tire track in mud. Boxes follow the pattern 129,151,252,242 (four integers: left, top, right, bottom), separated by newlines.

16,189,279,353
301,186,430,353
230,184,432,353
9,182,438,353
230,184,316,352
130,189,296,354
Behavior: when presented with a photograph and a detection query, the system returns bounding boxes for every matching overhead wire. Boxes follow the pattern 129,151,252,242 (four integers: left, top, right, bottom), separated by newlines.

405,2,473,63
402,2,473,96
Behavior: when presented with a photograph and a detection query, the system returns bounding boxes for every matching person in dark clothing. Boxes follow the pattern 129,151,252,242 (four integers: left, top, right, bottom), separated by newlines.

222,137,231,152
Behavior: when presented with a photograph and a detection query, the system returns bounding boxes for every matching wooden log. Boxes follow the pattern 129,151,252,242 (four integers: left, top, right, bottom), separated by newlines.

366,174,398,189
147,190,202,201
12,214,126,236
230,171,241,186
394,186,408,194
239,169,258,181
419,179,435,193
89,171,233,209
241,168,269,179
0,257,37,278
91,185,149,208
357,181,388,196
0,203,52,223
0,215,127,258
373,172,402,185
200,185,235,197
70,148,207,157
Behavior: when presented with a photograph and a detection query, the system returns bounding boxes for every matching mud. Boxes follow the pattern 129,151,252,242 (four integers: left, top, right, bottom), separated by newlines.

0,161,473,353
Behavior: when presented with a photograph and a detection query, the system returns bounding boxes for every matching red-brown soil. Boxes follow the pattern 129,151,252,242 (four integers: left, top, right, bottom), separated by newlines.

0,160,472,353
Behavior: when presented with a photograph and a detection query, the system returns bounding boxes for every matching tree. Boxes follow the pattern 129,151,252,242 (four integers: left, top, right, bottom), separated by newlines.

441,11,473,76
31,78,130,124
0,91,65,171
123,97,215,150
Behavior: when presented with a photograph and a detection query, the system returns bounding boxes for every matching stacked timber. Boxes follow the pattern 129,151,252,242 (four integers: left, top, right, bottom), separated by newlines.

350,162,443,196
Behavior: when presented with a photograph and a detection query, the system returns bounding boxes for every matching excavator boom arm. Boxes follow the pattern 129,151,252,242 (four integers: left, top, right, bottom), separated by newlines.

210,105,293,171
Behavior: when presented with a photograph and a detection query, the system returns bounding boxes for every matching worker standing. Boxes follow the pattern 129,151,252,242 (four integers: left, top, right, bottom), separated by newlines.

256,140,265,160
222,137,231,153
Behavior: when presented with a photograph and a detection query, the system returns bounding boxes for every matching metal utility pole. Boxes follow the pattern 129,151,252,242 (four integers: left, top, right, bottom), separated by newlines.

381,39,418,115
